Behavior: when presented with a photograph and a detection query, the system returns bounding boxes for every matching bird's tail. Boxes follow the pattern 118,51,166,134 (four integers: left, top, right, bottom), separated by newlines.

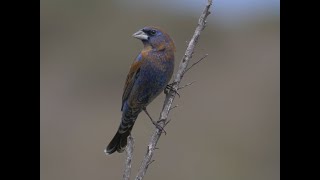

105,104,141,155
105,125,133,155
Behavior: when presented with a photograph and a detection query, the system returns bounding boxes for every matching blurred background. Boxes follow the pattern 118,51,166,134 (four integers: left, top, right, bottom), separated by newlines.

40,0,279,180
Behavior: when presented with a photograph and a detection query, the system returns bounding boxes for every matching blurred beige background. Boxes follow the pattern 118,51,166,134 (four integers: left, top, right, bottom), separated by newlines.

40,0,279,180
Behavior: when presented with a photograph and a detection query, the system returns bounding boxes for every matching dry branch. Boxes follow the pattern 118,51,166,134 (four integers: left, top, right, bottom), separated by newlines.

132,1,213,179
123,135,134,180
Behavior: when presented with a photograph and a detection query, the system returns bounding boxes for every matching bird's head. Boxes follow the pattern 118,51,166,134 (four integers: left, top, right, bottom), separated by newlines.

132,26,176,52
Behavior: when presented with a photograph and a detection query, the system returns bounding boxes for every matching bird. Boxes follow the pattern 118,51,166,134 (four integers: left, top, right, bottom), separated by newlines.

105,26,176,155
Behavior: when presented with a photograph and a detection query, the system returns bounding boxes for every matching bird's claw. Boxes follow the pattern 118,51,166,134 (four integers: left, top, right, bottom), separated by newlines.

153,121,167,135
143,108,167,135
164,83,180,98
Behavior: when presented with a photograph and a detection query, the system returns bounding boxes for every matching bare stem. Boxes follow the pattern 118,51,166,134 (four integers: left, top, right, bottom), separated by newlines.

185,54,208,73
178,81,196,90
123,135,134,180
169,105,179,110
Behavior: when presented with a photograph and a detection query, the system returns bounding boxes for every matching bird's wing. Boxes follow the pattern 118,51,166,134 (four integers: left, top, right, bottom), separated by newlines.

121,54,143,111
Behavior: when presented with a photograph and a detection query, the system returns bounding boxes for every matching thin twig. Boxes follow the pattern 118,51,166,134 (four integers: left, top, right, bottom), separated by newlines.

134,1,213,180
147,160,155,166
178,81,196,90
169,105,179,110
123,135,134,180
185,54,208,73
165,119,171,126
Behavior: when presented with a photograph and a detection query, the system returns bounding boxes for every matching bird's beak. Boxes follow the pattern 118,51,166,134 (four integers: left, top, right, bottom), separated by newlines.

132,30,149,40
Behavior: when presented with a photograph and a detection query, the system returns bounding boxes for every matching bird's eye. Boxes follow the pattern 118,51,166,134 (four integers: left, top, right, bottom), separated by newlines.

150,30,157,36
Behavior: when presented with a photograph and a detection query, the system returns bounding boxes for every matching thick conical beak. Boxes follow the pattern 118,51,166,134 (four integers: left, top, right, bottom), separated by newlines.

132,30,149,40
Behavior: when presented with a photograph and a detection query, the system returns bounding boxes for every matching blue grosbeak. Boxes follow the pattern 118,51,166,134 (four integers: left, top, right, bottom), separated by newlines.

105,26,175,155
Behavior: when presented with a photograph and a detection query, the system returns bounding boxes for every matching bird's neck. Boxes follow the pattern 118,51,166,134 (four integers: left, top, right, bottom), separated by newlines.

142,44,174,53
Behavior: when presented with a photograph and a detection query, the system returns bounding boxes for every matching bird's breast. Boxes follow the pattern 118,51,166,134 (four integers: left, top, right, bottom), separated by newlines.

138,51,174,87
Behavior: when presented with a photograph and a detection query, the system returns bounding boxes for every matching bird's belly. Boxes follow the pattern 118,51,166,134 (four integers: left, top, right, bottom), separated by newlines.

130,66,172,106
140,69,168,94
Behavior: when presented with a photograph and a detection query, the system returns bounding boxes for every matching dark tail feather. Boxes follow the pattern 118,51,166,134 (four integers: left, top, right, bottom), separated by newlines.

105,126,133,155
106,103,140,155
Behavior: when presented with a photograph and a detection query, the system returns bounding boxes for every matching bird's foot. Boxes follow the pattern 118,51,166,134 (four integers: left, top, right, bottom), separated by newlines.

143,108,167,135
164,82,180,98
153,121,167,135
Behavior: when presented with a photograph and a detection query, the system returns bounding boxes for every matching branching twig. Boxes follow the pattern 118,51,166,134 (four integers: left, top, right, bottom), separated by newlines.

147,160,155,166
123,135,134,180
185,54,208,73
169,105,179,110
178,81,196,90
134,1,213,180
